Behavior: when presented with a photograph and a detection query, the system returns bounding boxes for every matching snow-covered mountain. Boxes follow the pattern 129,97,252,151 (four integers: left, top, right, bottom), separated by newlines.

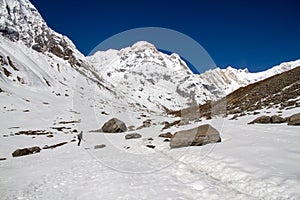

199,59,300,98
1,0,299,114
86,41,300,110
86,41,216,111
0,0,215,113
2,0,299,114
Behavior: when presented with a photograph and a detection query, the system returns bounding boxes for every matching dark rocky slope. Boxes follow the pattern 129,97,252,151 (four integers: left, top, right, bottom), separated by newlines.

169,66,300,120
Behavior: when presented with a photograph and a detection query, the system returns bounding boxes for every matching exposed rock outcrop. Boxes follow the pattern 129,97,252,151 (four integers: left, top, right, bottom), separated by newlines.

287,113,300,126
42,142,68,149
158,132,173,138
270,115,286,123
12,146,41,157
125,133,142,140
94,144,106,149
248,116,271,124
0,0,83,66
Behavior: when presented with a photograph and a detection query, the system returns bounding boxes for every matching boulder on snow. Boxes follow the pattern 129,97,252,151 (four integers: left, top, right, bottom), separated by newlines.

143,119,151,127
158,132,173,138
101,118,127,133
169,124,221,148
248,115,271,124
270,115,286,123
146,144,155,149
162,120,180,130
229,114,238,120
127,125,135,131
125,133,142,140
12,146,41,157
94,144,106,149
287,113,300,126
42,142,68,149
136,119,152,130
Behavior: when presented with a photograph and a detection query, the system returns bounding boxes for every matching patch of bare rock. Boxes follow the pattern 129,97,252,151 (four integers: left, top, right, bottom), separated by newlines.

12,146,41,157
42,142,68,149
158,132,173,138
125,133,142,140
94,144,106,149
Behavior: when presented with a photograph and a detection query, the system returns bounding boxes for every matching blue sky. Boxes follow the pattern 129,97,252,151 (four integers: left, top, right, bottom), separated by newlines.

30,0,300,72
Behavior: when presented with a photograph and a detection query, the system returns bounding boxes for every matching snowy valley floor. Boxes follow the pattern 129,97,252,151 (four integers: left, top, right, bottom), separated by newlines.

1,103,300,199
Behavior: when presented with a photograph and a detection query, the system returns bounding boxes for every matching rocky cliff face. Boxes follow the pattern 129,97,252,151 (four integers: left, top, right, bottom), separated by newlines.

0,0,83,65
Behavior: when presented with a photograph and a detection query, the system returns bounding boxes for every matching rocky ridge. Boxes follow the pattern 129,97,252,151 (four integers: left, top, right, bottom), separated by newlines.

0,0,83,66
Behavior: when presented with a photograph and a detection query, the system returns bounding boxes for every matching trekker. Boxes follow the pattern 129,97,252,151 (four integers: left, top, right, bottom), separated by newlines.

77,131,83,146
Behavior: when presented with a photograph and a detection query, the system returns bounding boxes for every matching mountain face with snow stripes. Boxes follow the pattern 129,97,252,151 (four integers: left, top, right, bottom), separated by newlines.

86,41,217,110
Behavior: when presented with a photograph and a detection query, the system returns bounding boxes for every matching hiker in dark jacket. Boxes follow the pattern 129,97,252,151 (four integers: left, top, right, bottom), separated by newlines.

77,131,83,146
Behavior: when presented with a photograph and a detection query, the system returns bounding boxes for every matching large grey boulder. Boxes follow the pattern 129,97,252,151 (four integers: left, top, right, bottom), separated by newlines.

287,113,300,126
270,115,286,123
170,124,221,148
12,146,41,157
101,118,127,133
248,116,271,124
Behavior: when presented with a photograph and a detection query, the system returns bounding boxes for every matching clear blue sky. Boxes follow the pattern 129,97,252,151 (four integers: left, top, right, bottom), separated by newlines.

30,0,300,72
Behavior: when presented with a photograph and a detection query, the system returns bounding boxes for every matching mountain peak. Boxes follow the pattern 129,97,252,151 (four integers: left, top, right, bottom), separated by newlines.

131,41,156,50
224,66,249,73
